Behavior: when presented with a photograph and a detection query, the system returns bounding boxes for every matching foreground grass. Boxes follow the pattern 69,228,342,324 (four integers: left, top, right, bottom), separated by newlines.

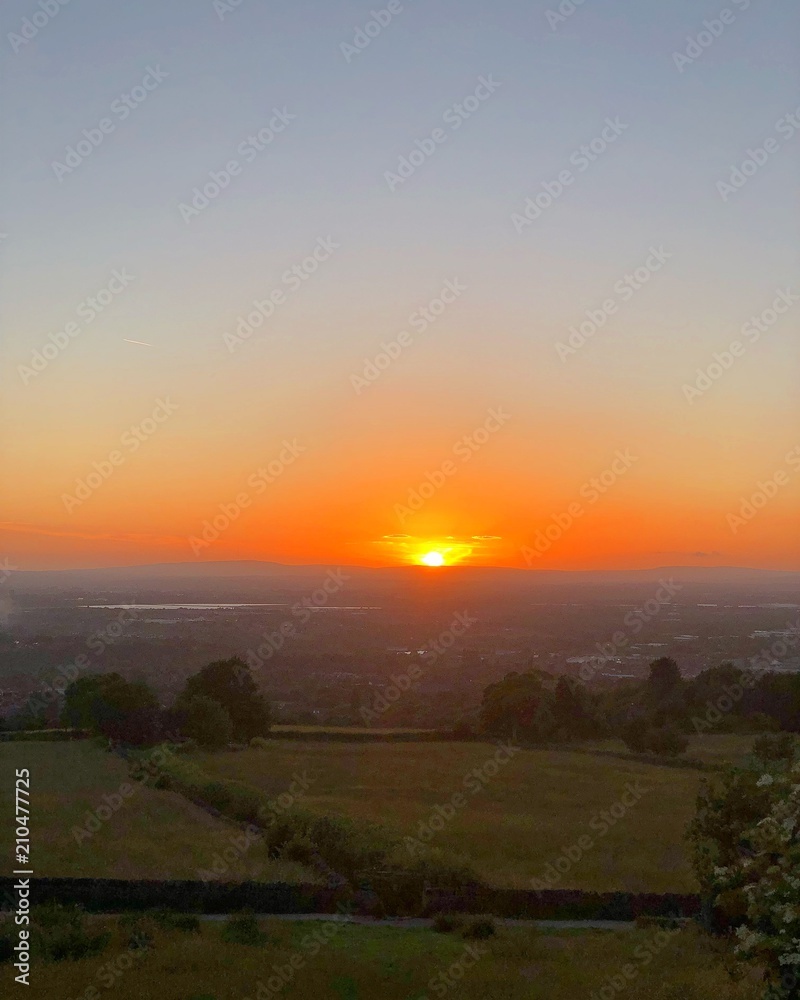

0,742,312,882
197,741,703,891
16,917,762,1000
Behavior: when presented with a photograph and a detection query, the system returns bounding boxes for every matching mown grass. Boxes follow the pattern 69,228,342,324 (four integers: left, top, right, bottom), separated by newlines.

196,740,704,892
2,736,754,891
17,916,762,1000
0,742,312,882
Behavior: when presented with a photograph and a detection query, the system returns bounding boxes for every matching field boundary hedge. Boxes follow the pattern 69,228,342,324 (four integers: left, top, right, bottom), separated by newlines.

0,877,702,920
548,744,710,770
266,730,446,743
0,729,90,742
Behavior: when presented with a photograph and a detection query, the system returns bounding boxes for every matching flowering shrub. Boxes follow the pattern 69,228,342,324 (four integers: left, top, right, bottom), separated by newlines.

688,746,800,999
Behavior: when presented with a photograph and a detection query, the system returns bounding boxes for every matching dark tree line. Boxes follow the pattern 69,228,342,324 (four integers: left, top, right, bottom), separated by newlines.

473,657,800,755
60,657,270,747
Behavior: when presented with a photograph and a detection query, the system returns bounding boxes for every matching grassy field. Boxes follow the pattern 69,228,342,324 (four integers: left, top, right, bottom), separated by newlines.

685,733,762,768
17,916,762,1000
197,740,705,892
1,736,755,890
0,742,312,882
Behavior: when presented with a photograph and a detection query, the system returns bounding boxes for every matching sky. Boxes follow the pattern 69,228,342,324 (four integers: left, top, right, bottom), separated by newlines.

1,0,798,571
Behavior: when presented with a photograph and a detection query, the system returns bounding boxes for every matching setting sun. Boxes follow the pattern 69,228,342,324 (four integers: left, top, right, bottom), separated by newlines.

420,551,446,567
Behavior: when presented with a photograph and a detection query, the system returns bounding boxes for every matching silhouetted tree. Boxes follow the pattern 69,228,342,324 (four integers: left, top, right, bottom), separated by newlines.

479,671,555,741
62,674,160,745
180,657,270,741
182,695,233,749
647,657,682,697
553,676,598,738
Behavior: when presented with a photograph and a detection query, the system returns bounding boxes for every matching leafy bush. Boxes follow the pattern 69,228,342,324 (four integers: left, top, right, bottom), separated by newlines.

150,910,201,933
179,658,270,741
279,832,317,865
622,724,688,757
221,912,267,946
127,928,154,951
402,849,478,890
432,913,464,933
747,712,781,734
620,717,649,753
144,747,427,891
688,750,800,998
634,915,683,930
645,727,689,757
752,731,796,763
31,904,110,962
303,814,391,881
181,696,233,750
461,917,496,940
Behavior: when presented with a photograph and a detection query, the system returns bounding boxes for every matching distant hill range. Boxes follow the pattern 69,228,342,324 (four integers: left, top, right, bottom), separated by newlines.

6,561,800,601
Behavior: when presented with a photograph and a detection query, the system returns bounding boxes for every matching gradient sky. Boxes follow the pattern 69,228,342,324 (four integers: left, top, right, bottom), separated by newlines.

1,0,798,570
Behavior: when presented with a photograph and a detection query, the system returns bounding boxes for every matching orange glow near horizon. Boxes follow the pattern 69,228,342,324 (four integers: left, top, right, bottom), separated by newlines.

2,390,799,572
419,550,446,567
3,7,800,578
